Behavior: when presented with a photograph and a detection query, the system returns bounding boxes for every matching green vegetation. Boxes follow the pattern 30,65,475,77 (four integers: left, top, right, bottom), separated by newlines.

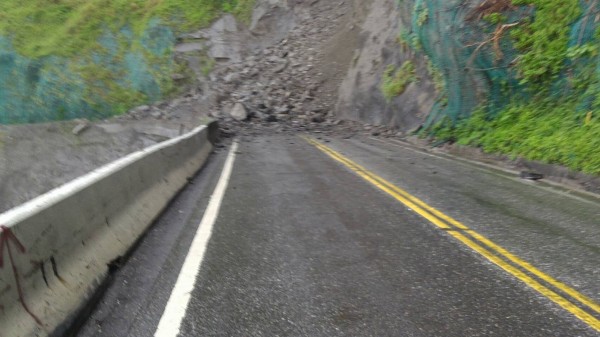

425,57,445,99
0,0,256,58
433,99,600,174
200,54,217,77
405,0,600,175
229,0,257,24
381,61,417,101
398,28,422,52
0,0,256,123
483,13,507,25
510,0,581,86
416,5,429,26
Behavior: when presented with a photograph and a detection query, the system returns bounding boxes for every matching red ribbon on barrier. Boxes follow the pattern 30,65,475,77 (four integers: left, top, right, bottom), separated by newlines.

0,225,42,326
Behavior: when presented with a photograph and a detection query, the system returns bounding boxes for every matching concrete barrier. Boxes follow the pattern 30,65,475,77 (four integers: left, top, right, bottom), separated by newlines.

0,123,215,336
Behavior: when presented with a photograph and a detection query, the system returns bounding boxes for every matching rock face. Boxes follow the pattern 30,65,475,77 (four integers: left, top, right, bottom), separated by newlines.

174,0,295,83
207,15,243,62
335,0,435,132
249,0,296,49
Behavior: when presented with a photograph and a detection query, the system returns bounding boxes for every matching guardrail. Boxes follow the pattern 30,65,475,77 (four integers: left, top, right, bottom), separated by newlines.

0,123,216,337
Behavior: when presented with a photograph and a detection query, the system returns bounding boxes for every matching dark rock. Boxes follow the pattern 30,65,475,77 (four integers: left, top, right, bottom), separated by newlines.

263,115,278,123
520,171,544,180
311,115,325,123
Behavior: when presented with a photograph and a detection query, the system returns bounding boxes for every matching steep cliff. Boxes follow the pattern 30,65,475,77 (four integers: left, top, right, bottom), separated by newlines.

336,0,600,174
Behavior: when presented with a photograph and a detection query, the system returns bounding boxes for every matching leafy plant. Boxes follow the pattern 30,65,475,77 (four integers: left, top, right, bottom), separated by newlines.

510,0,581,86
381,61,417,101
442,100,600,174
416,5,429,26
428,0,600,174
566,43,598,60
483,12,507,24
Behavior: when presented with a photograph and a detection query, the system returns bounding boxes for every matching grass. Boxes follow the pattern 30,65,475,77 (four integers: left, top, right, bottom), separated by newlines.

0,0,256,58
510,0,582,86
433,100,600,174
381,61,417,101
423,0,600,175
0,0,256,123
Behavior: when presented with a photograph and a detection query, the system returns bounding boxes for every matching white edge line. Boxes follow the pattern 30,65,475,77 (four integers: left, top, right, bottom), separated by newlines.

154,140,239,337
0,125,208,227
365,137,600,205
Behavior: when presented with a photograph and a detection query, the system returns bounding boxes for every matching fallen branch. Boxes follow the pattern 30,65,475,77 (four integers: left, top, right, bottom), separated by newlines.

466,22,519,67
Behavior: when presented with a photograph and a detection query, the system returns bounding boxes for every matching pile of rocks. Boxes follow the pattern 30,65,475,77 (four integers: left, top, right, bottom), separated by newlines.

202,0,354,135
211,40,327,122
122,0,404,139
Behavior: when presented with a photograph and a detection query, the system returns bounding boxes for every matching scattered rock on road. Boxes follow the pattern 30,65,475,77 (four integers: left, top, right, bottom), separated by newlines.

72,122,89,135
230,103,249,121
520,171,544,181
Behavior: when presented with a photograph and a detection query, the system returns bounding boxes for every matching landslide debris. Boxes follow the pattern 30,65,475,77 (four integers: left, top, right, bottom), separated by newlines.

0,0,402,212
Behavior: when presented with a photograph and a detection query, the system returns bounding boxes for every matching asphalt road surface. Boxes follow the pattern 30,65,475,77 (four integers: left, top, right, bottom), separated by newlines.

76,133,600,337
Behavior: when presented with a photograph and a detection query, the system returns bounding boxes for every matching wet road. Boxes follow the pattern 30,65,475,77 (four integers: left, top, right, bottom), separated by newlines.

76,134,600,337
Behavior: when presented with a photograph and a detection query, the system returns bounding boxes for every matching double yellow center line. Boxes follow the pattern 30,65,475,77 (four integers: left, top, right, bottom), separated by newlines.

304,137,600,332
